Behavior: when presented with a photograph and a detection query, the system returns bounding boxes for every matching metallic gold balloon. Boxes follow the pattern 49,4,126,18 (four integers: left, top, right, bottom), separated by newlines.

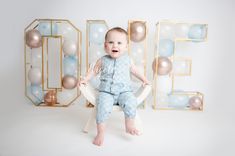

25,29,42,48
130,21,146,42
157,57,172,75
189,96,202,110
44,90,57,106
62,75,78,89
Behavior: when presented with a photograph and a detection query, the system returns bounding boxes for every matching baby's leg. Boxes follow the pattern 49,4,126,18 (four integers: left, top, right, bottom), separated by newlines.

118,92,140,135
94,92,114,146
93,123,105,146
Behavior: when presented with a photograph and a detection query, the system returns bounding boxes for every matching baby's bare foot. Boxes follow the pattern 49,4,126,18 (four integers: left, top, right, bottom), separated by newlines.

125,118,140,135
93,132,104,146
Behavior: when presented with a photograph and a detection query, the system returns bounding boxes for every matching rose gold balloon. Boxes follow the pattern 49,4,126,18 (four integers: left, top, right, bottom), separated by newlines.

62,75,78,89
130,21,146,42
44,90,57,106
157,57,172,75
189,96,202,110
25,29,42,48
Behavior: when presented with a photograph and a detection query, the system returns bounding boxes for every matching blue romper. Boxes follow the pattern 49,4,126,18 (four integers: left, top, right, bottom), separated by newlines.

96,54,137,124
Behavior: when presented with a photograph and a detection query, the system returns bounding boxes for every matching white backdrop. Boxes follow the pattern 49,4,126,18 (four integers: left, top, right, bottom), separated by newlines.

0,0,234,155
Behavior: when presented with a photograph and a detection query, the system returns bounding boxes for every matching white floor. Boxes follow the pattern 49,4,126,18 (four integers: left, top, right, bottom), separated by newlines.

0,94,234,156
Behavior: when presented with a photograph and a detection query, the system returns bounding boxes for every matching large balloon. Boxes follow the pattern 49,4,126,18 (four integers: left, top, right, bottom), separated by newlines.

188,24,207,39
189,96,202,110
44,90,57,106
62,75,78,89
63,40,77,56
25,29,42,48
130,21,146,42
38,22,58,36
28,67,42,85
157,57,172,75
159,39,174,57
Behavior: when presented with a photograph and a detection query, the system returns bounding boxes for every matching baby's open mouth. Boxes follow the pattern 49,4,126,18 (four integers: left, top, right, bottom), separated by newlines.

112,50,118,53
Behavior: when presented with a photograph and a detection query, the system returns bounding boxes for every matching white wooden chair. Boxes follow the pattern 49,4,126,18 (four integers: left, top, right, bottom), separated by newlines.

79,82,151,133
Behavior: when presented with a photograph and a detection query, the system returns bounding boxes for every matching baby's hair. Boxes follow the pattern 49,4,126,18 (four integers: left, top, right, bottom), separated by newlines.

105,27,128,41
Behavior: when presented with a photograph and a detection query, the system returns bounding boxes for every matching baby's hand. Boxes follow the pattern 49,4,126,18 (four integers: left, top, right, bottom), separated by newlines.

142,79,151,86
77,77,88,87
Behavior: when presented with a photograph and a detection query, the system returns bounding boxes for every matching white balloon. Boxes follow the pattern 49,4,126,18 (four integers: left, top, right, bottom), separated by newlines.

175,23,190,38
63,40,77,56
156,75,172,94
58,23,77,41
28,67,42,85
31,48,42,67
173,60,190,75
159,23,175,39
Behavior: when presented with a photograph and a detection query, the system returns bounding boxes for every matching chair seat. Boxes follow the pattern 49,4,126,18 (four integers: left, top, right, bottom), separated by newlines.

79,83,152,106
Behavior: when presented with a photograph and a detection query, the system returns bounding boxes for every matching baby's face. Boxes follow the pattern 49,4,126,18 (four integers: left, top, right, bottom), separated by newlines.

104,31,128,58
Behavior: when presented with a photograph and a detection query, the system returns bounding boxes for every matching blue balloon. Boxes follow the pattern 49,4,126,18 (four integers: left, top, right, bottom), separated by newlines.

168,94,189,109
89,23,108,44
27,85,43,105
38,22,58,36
159,39,174,57
63,56,77,76
188,24,206,40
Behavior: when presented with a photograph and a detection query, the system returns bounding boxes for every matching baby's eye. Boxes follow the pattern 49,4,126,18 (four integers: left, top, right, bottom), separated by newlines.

108,41,114,44
118,42,122,45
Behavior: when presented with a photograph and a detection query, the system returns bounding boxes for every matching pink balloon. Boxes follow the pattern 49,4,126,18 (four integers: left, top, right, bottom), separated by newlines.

130,21,146,42
189,96,202,110
62,75,78,89
157,57,172,75
25,29,42,48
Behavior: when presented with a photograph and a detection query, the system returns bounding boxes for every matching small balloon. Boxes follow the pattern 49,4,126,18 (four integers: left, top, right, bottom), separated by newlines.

63,56,77,76
63,40,77,56
31,48,42,67
25,29,42,48
168,94,189,108
159,39,174,57
62,75,78,89
175,23,190,38
156,75,172,94
44,90,57,106
157,57,172,75
89,44,105,63
38,22,58,36
28,67,42,85
159,23,175,39
89,23,108,44
27,85,43,105
130,21,146,42
58,23,77,40
188,24,207,39
189,96,202,110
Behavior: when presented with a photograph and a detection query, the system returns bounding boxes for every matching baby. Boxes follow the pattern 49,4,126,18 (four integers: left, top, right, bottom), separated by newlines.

79,27,150,146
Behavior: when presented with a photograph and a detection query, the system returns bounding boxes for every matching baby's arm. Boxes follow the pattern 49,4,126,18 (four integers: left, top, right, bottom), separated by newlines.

78,58,101,85
130,60,150,85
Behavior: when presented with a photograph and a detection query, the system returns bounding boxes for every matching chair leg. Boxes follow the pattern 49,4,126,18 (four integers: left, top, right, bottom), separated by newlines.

83,108,96,133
